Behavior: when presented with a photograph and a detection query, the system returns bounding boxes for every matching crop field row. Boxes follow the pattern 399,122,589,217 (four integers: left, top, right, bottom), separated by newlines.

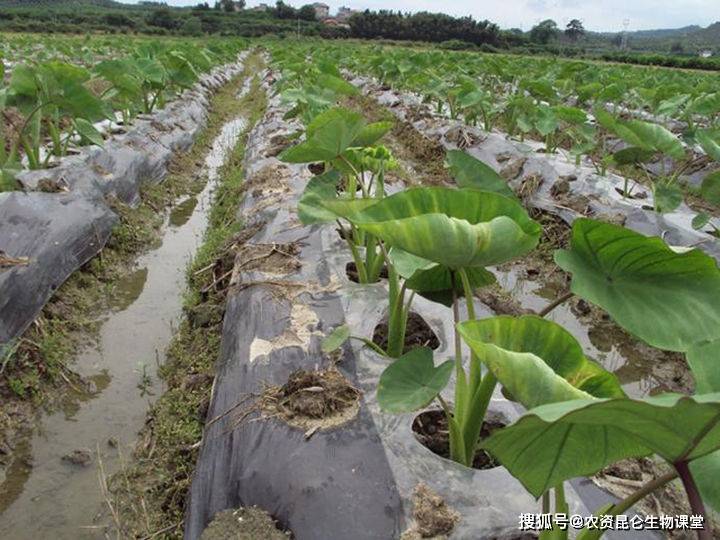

0,34,247,190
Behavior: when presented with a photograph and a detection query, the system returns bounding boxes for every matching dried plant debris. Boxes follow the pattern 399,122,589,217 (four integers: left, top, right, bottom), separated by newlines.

259,367,361,435
401,484,460,540
200,507,290,540
0,250,30,268
234,242,301,278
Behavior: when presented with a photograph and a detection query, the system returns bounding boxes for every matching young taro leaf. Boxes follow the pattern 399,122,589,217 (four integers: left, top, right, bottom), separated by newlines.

297,170,342,225
457,316,624,409
74,118,104,147
445,150,516,198
377,347,454,413
280,107,365,163
321,325,351,354
654,182,684,213
697,130,720,163
555,218,720,352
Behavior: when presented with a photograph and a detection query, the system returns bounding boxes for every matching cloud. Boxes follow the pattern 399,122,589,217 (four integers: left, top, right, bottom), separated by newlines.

118,0,720,32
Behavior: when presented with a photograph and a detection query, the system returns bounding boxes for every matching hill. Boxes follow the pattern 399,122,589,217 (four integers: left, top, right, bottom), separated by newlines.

0,0,125,7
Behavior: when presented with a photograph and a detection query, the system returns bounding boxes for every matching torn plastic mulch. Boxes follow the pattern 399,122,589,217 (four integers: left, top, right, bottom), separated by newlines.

349,75,720,264
0,53,249,353
184,85,596,540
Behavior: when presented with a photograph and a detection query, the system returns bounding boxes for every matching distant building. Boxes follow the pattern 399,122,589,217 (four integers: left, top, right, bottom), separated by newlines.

323,18,350,29
700,50,713,58
250,3,269,11
336,6,358,21
311,2,330,19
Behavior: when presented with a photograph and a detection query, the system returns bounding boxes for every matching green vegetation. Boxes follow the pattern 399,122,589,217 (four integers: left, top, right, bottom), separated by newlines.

268,40,720,538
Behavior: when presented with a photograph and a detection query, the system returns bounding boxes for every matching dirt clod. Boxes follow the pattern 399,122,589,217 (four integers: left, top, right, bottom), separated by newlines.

401,484,460,539
61,448,92,466
200,507,290,540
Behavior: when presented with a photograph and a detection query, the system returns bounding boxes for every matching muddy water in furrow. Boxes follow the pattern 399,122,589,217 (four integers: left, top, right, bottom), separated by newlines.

0,116,247,540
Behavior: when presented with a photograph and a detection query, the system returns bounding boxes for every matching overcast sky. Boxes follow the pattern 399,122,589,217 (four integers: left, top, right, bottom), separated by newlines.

119,0,720,32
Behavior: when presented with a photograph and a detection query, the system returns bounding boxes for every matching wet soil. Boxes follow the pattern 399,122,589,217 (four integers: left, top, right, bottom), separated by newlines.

412,410,504,470
345,261,389,282
372,311,441,353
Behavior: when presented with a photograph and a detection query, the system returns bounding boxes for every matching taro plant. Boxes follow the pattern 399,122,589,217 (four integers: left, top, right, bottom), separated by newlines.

336,185,543,464
595,110,688,213
322,150,520,359
2,61,107,169
285,107,394,285
457,218,720,538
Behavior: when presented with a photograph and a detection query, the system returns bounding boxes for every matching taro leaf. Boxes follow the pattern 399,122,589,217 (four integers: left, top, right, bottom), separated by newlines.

330,187,541,270
9,65,37,97
321,324,350,354
686,341,720,513
74,118,104,147
654,183,683,214
553,106,587,125
445,150,515,198
692,212,711,230
555,218,720,352
389,248,496,307
351,121,393,148
482,393,720,497
377,347,454,413
612,146,654,166
697,130,720,163
280,107,365,163
297,171,341,225
535,105,559,137
315,73,358,97
700,171,720,205
616,120,685,160
457,316,624,410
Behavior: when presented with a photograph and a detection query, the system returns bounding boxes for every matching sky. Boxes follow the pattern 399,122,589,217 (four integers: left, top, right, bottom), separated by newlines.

118,0,720,32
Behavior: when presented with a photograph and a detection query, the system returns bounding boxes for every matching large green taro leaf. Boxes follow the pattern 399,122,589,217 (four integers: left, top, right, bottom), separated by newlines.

482,393,720,497
457,315,624,409
555,218,720,352
328,187,541,270
297,171,342,225
445,150,515,198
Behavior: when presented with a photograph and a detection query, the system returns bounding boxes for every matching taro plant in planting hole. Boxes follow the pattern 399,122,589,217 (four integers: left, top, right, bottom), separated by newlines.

282,106,394,285
456,218,720,538
337,184,542,463
1,61,107,170
321,150,524,359
594,110,692,213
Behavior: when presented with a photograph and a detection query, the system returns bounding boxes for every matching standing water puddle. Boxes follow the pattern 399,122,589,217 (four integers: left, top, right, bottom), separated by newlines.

0,116,247,539
492,264,677,398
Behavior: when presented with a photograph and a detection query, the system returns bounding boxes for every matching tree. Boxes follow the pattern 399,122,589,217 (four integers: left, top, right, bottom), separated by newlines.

529,19,558,44
670,41,684,54
218,0,235,12
146,8,177,30
297,4,317,21
565,19,585,42
273,1,296,19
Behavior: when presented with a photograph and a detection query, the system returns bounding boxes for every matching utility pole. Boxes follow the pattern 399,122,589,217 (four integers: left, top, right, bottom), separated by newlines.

297,16,300,40
621,19,630,50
